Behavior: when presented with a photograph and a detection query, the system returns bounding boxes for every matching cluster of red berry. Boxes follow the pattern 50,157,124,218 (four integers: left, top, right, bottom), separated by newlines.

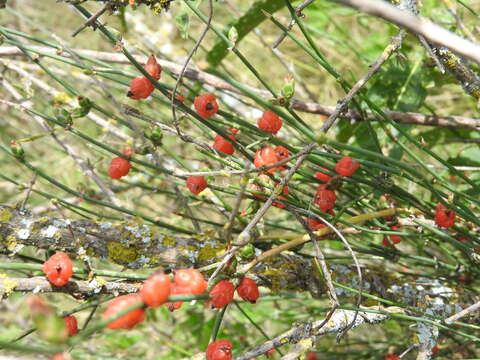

382,201,457,247
127,55,161,100
254,145,290,173
310,156,360,226
42,252,261,358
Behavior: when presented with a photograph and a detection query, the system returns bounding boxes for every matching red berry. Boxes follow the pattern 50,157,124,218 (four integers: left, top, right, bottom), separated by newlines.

258,110,282,134
53,353,73,360
382,237,392,246
274,146,289,170
431,346,440,355
108,156,132,179
186,176,208,195
307,218,327,231
102,294,145,330
206,340,232,360
144,55,161,80
315,168,332,182
335,156,360,177
229,127,239,135
385,355,400,360
435,203,456,228
250,183,266,201
194,93,219,118
213,134,236,155
63,316,78,336
127,77,154,100
122,147,134,157
254,146,279,174
266,349,275,356
140,272,171,307
236,277,260,304
306,352,317,360
174,269,208,295
176,93,187,102
457,235,469,242
314,185,336,212
272,183,289,209
42,252,73,287
457,275,471,285
387,225,402,244
165,283,188,312
210,280,235,308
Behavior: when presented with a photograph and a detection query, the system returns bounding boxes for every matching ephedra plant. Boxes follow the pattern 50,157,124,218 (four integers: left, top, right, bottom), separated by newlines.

0,0,479,359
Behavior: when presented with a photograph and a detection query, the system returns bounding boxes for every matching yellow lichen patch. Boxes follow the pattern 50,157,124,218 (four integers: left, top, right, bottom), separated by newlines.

198,244,225,262
362,297,379,307
445,56,459,71
96,277,107,287
162,236,177,247
5,235,18,251
260,267,284,293
298,338,313,359
53,92,73,104
471,88,480,99
192,229,217,241
2,278,18,296
0,208,13,222
107,241,139,264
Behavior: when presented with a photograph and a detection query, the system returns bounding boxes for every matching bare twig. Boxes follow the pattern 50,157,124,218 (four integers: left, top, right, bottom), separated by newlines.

71,3,110,37
20,174,37,210
445,300,480,324
417,35,446,74
289,207,339,306
224,164,250,245
321,30,405,133
171,0,213,140
273,0,316,49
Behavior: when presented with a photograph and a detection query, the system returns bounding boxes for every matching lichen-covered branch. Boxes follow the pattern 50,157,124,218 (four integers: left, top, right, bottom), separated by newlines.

0,276,140,298
1,205,478,321
63,0,174,12
431,46,480,100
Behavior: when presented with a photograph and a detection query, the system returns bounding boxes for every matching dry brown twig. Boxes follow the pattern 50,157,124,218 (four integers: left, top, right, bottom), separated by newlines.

2,46,480,129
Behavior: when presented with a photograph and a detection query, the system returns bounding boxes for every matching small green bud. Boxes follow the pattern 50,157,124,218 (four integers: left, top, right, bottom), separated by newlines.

239,243,255,260
228,26,238,46
244,200,261,216
273,183,284,195
10,140,25,160
144,126,163,146
53,107,73,128
71,107,89,118
281,74,295,100
78,96,92,110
